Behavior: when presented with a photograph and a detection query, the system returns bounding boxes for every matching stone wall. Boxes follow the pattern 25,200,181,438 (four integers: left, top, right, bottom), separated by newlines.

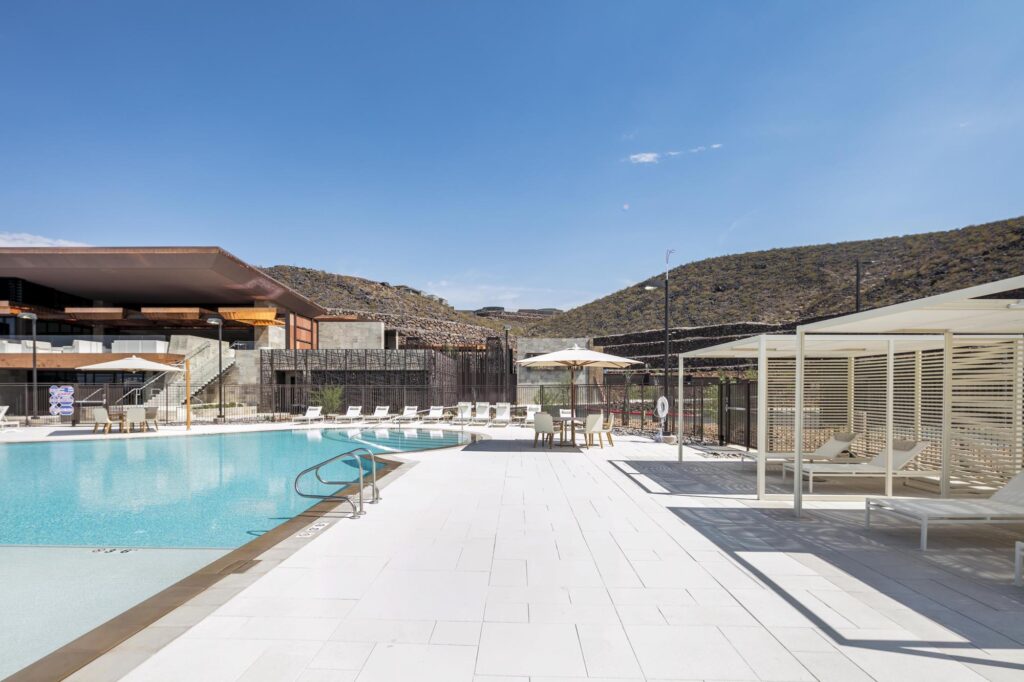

318,320,385,349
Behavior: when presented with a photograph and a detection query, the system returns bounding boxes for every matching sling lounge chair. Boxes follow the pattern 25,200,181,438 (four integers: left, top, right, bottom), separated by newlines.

866,469,1024,550
746,432,858,469
470,402,491,425
784,440,934,493
0,405,19,431
365,406,392,423
422,406,445,423
492,402,511,427
452,402,473,425
335,406,363,423
395,406,419,423
294,406,324,424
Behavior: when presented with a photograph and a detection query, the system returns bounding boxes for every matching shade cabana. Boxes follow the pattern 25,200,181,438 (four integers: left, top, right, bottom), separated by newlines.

679,274,1024,516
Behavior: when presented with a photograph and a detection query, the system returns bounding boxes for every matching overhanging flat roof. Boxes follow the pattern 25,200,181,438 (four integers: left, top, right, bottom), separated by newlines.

682,334,949,359
801,274,1024,335
0,247,326,319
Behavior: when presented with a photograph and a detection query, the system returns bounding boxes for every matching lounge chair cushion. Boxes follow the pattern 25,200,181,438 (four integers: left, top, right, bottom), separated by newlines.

893,440,918,451
834,432,856,442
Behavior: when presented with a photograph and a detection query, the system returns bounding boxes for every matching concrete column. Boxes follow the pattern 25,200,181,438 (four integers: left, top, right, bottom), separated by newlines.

885,339,895,498
794,329,805,516
941,332,953,497
757,335,768,500
677,354,685,463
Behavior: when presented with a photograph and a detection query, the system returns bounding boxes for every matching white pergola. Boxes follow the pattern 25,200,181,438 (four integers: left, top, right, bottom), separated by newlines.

678,275,1024,515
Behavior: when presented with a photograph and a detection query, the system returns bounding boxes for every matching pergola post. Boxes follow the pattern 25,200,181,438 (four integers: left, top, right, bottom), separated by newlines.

847,357,855,433
794,329,805,516
941,332,953,497
885,339,895,497
914,350,923,441
757,335,768,499
677,353,685,463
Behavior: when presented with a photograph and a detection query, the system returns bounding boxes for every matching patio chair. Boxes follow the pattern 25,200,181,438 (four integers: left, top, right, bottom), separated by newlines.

582,413,603,448
784,440,934,493
452,402,473,425
294,406,324,424
492,402,511,427
522,404,541,427
533,412,554,449
395,406,419,423
0,405,19,431
422,406,445,423
92,407,114,434
365,405,392,423
470,402,491,425
772,432,860,474
598,412,615,447
144,406,160,431
125,406,148,432
335,406,363,423
559,408,573,420
866,469,1024,550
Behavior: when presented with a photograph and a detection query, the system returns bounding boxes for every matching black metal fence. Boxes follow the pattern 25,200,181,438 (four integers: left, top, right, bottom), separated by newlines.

677,378,757,448
0,381,681,432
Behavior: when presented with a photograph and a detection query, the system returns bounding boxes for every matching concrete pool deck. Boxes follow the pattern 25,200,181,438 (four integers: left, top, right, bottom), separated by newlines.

6,423,1024,681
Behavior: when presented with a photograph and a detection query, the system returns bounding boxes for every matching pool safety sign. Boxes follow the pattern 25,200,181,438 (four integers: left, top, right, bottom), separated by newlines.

49,385,75,417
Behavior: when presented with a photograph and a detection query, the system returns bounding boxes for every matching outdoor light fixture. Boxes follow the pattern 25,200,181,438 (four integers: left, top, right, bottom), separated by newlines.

637,249,676,433
206,316,225,421
17,311,39,419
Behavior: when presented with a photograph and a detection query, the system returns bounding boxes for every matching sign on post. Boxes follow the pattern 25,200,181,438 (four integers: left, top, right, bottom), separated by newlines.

49,385,75,417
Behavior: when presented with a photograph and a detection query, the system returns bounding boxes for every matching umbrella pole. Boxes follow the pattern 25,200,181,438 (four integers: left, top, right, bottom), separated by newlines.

185,359,192,431
570,366,576,445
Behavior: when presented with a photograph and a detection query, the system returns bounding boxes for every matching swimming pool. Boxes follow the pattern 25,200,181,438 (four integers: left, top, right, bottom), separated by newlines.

0,427,467,549
0,426,468,677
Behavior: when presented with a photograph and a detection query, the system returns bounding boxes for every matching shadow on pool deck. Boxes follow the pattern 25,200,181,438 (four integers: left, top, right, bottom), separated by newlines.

624,458,1024,675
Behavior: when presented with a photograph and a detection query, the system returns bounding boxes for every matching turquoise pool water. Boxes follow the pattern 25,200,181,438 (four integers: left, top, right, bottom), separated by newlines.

0,428,466,549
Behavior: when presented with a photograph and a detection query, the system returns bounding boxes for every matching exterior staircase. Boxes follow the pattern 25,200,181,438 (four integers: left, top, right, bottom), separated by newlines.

144,338,236,407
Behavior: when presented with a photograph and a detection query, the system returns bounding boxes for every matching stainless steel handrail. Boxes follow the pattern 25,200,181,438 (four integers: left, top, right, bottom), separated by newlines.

293,447,381,519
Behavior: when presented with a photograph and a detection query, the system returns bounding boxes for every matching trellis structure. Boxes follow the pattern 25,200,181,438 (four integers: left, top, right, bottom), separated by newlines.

679,274,1024,515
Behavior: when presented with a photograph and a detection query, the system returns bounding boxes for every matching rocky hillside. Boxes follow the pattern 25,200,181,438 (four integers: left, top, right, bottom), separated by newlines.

261,265,514,346
528,216,1024,338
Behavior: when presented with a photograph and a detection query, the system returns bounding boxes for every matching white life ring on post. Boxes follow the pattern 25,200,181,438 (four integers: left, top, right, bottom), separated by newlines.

655,396,669,420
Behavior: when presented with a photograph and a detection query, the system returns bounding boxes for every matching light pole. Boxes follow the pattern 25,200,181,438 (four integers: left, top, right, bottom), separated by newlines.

642,249,675,431
17,312,38,419
504,324,513,403
206,316,225,422
856,258,878,312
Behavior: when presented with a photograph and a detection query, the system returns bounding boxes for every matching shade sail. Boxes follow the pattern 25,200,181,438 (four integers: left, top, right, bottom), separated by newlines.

76,355,183,373
517,344,641,369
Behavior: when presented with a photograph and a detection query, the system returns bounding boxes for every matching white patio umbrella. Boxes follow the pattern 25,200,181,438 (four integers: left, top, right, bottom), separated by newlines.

76,355,183,373
517,344,641,444
77,355,190,428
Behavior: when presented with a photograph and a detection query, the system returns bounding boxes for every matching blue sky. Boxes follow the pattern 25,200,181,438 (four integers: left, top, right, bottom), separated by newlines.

1,2,1022,310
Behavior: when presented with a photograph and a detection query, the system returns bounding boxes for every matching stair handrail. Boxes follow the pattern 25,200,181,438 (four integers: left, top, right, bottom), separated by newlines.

293,447,380,519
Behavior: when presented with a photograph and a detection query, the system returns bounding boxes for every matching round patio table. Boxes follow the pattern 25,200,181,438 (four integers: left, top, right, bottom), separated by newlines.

552,417,583,446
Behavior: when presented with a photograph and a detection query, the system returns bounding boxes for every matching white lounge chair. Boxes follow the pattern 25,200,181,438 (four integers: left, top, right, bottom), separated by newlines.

422,406,445,423
294,406,324,424
521,404,541,427
335,406,363,423
533,412,554,449
866,469,1024,550
769,432,859,474
492,402,511,427
452,402,473,425
92,407,114,434
395,406,419,423
0,405,19,431
365,406,392,423
470,402,491,425
784,440,934,493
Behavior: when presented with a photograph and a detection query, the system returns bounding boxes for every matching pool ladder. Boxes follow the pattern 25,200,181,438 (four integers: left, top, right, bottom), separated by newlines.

294,447,381,519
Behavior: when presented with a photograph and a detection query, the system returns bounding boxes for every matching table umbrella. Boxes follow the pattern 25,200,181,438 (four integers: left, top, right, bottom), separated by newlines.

517,345,641,444
77,355,190,428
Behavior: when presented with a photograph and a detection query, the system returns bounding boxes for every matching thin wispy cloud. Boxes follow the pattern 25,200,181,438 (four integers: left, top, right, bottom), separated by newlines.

628,152,660,164
0,232,88,247
627,144,723,164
